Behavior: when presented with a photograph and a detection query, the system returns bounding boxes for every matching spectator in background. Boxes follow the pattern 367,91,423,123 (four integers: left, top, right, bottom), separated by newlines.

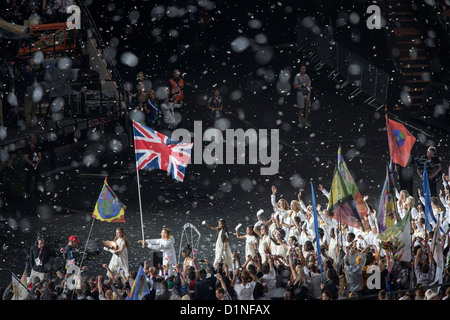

131,91,151,126
0,73,4,127
160,95,181,130
207,89,223,124
23,133,42,197
29,237,53,282
146,89,161,130
293,64,312,128
416,146,442,197
136,71,146,94
169,69,184,108
21,59,38,128
343,247,366,297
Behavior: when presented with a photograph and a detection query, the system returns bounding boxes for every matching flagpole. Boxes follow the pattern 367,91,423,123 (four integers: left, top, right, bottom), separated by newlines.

71,216,95,299
10,270,31,292
132,120,146,244
135,153,145,244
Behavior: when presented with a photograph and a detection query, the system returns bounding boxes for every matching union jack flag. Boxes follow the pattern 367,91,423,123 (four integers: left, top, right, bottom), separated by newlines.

133,121,193,182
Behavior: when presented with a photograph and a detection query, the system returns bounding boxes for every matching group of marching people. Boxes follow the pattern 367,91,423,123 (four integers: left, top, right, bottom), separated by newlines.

200,172,450,300
4,172,450,300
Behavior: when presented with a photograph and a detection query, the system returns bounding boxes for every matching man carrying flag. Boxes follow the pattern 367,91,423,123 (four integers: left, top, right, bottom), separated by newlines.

385,115,416,168
422,165,438,232
416,146,442,197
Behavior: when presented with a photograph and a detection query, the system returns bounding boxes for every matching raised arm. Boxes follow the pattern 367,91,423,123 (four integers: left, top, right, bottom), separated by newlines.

202,221,218,231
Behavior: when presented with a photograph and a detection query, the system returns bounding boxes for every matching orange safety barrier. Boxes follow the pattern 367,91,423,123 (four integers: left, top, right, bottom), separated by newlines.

17,22,77,58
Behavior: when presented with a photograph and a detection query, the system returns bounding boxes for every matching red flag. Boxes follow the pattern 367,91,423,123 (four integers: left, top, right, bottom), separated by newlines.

385,115,416,167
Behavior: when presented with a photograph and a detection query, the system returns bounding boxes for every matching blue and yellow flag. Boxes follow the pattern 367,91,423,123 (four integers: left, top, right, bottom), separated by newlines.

422,165,437,231
377,163,397,232
126,266,150,300
92,178,126,222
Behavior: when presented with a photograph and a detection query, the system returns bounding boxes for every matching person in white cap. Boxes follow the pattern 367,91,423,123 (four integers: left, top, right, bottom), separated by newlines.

425,288,440,300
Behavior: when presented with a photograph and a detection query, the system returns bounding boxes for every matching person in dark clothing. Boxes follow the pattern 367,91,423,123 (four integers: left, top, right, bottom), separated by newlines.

146,89,161,130
23,133,42,197
207,89,223,124
395,155,414,196
194,259,217,300
0,157,17,213
61,235,87,272
20,59,38,128
416,146,442,197
155,280,171,300
321,268,339,299
29,237,53,282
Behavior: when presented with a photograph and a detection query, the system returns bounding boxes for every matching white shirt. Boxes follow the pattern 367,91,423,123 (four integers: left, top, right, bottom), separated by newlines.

234,281,256,300
261,268,277,300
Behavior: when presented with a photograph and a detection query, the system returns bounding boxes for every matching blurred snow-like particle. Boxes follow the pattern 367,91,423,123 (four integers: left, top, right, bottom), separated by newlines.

231,36,250,53
301,16,315,29
348,64,361,76
120,52,139,67
151,28,162,37
0,149,9,162
248,19,262,29
214,118,231,131
20,219,31,233
57,57,72,70
0,126,7,140
166,6,179,18
220,181,232,193
33,51,44,65
83,154,96,167
128,10,140,24
155,86,169,100
7,218,18,230
87,129,101,142
349,12,360,25
37,204,53,221
255,46,273,65
434,102,449,118
276,80,290,95
109,139,123,153
169,29,179,38
151,5,166,20
311,99,321,111
50,97,65,113
254,33,268,45
32,84,44,103
230,90,243,101
290,174,306,189
400,89,411,107
278,68,291,83
198,0,216,10
240,177,254,192
6,92,18,107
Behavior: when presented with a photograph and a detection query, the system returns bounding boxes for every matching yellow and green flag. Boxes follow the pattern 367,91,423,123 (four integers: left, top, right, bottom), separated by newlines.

337,146,368,218
328,163,365,230
377,211,411,262
92,178,126,222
